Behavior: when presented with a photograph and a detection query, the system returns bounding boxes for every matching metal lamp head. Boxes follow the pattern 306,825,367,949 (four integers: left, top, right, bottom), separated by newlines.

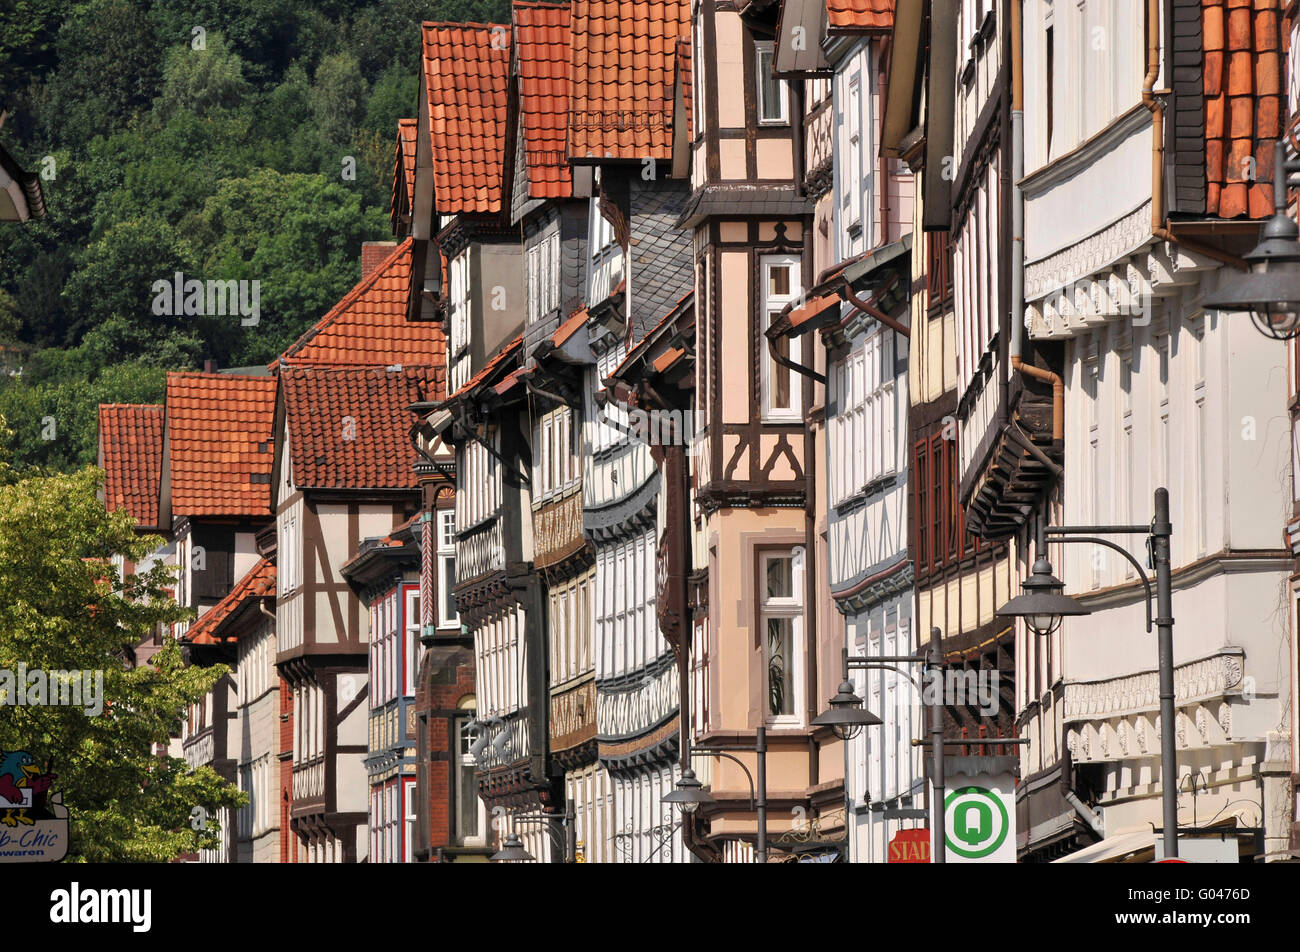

662,767,714,815
812,680,883,741
491,832,535,862
997,553,1091,636
1204,204,1300,340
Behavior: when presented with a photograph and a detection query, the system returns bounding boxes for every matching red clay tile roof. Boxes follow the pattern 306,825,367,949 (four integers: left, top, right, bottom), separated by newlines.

423,22,511,214
185,557,276,645
569,0,690,160
609,290,690,380
166,373,278,518
552,307,587,346
677,36,692,142
281,366,434,491
391,118,418,233
445,335,523,402
1203,0,1284,219
515,2,574,198
277,237,447,376
99,404,164,529
826,0,895,31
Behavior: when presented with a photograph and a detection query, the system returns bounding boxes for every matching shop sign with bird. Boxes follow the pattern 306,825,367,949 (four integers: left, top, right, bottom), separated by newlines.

0,749,68,862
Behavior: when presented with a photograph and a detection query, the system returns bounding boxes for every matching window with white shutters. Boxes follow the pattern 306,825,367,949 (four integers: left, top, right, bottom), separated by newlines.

534,405,579,499
830,331,897,505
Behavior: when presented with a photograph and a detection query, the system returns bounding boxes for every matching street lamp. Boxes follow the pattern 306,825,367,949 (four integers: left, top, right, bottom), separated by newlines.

662,767,711,814
1203,137,1300,340
996,552,1090,637
489,802,578,863
491,832,533,862
812,678,884,740
997,487,1179,857
666,731,768,862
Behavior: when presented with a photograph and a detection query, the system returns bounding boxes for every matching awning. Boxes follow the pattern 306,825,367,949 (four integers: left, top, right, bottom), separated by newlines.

770,235,912,340
1051,829,1154,864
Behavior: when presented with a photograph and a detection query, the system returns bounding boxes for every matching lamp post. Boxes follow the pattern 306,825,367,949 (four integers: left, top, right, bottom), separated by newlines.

665,730,768,863
812,649,921,863
997,488,1179,858
1202,136,1300,339
489,801,578,863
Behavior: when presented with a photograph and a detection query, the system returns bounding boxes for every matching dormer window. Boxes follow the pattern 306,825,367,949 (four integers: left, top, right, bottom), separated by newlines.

755,41,787,125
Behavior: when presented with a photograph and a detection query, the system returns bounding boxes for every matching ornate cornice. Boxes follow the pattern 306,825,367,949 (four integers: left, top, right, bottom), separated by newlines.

1062,649,1245,725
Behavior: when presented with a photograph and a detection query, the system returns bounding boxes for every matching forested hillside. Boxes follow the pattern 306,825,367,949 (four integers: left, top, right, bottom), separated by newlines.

0,0,506,470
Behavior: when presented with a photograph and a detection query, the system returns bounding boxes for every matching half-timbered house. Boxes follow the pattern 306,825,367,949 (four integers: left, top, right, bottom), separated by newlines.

407,21,552,858
267,232,448,862
567,0,695,862
1012,0,1293,862
511,1,615,862
157,369,279,861
679,0,861,860
98,403,171,666
271,363,433,861
881,2,1021,861
182,557,280,863
341,519,423,862
765,0,919,862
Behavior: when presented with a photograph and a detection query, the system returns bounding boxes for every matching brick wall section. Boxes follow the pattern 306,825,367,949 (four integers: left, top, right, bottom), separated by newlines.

414,644,476,854
362,241,399,280
279,675,295,863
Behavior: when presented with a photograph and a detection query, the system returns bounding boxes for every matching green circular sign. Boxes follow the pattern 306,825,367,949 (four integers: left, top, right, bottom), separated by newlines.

944,785,1009,859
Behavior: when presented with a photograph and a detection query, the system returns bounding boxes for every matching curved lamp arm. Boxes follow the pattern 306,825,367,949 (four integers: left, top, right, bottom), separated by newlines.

854,662,924,694
1047,535,1154,632
511,812,569,853
689,749,756,811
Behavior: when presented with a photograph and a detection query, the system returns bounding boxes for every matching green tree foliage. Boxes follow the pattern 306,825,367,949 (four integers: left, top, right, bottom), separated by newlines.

39,0,163,149
312,51,368,147
155,32,252,122
0,0,509,472
0,361,170,471
0,464,244,861
187,168,387,364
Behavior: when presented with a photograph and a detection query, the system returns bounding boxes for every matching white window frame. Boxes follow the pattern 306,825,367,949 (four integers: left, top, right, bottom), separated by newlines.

404,585,419,697
402,777,417,863
451,251,471,358
754,41,788,125
845,71,862,230
436,509,459,628
535,405,578,499
693,10,707,138
760,551,805,726
760,255,803,421
456,709,485,845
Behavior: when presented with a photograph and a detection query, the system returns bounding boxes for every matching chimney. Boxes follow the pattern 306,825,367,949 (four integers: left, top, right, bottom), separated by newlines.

203,359,218,374
362,241,399,280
